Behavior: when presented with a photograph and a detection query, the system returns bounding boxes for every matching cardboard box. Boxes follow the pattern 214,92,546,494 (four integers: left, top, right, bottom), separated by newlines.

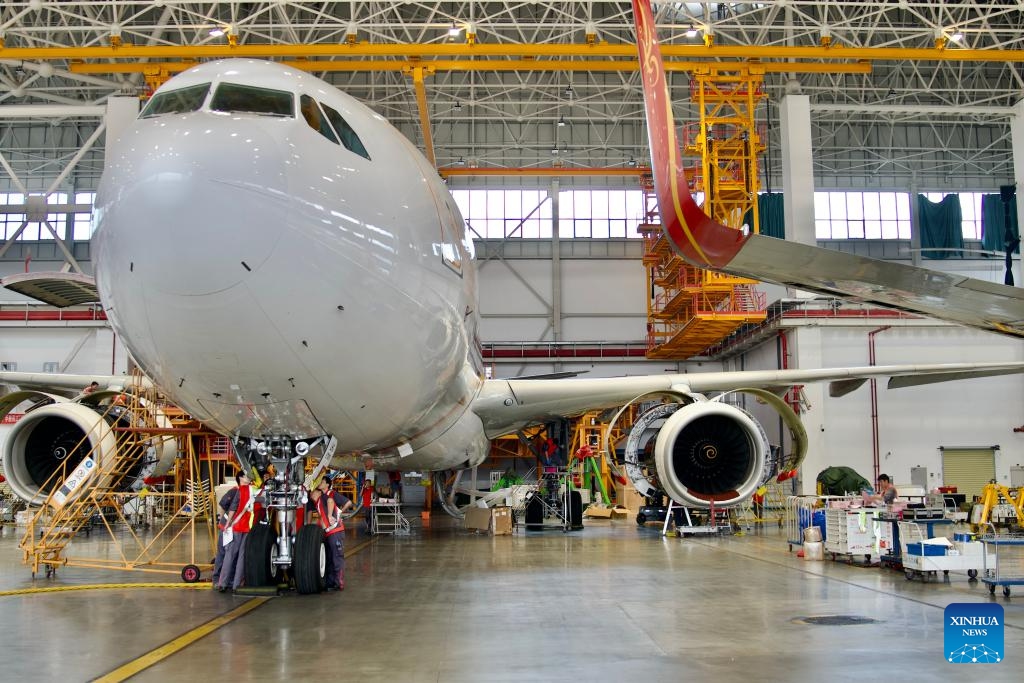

464,506,513,535
491,506,513,535
584,506,613,518
614,484,646,513
610,505,630,519
464,506,491,532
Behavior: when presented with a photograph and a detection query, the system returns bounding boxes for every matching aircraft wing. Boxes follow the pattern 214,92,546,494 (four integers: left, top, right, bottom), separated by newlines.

0,371,147,399
471,361,1024,437
630,0,1024,339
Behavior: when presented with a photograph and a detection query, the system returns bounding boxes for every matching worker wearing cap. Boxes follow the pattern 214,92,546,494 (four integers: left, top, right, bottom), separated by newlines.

308,473,352,591
211,485,239,587
217,471,257,593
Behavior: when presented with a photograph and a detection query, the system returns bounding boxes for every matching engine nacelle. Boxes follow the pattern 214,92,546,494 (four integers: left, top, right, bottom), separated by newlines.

653,401,769,507
0,392,178,505
624,400,770,508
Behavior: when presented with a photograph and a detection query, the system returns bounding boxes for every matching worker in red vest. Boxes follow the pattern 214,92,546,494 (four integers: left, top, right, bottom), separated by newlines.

309,472,352,591
217,471,257,593
361,479,376,535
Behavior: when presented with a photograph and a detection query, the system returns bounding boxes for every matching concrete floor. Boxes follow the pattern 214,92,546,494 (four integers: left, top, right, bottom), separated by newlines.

0,516,1022,682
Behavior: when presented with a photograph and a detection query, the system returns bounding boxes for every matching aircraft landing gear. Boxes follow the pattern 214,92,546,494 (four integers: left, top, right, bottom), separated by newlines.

233,434,338,595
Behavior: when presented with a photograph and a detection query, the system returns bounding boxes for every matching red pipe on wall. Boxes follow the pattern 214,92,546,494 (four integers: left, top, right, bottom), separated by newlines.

868,326,891,482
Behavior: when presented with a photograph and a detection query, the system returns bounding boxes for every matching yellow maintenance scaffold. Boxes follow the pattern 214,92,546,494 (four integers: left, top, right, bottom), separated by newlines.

19,374,217,582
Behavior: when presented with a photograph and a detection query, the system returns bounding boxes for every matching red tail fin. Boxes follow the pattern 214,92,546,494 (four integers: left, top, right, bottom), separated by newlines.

631,0,748,268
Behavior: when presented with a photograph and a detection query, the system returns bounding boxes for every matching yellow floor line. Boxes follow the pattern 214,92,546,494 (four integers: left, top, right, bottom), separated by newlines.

0,582,211,597
90,534,374,681
93,597,270,683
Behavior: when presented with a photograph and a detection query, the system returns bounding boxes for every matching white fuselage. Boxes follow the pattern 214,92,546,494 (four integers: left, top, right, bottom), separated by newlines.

93,60,489,470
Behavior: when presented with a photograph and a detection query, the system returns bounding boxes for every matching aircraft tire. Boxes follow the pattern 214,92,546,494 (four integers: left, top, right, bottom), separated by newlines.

525,495,544,531
568,491,583,529
244,523,279,587
294,524,327,594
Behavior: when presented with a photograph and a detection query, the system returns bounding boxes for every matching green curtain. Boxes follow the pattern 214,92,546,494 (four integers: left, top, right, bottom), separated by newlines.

981,193,1019,254
742,193,785,238
917,194,963,259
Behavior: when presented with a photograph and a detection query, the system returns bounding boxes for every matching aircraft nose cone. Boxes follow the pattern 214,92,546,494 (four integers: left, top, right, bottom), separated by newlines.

94,116,290,298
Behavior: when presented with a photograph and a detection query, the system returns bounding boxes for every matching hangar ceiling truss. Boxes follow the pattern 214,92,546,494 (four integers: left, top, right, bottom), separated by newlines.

0,2,1023,186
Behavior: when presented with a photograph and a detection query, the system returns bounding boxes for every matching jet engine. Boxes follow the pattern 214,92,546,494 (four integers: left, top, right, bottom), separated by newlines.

621,395,797,508
0,391,177,505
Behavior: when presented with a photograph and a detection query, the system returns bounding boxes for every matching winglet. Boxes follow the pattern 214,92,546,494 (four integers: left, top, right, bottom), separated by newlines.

631,0,750,268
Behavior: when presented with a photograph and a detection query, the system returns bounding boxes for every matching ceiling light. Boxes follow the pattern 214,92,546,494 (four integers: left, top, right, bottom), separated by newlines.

557,116,566,127
564,84,574,97
455,156,466,166
551,147,559,154
627,157,638,167
448,22,461,37
886,88,896,97
209,27,225,37
950,30,963,42
454,101,462,111
686,24,698,38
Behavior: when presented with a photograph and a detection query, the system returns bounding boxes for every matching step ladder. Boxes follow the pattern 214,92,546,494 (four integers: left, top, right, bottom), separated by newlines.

20,394,163,576
371,500,410,535
662,499,723,537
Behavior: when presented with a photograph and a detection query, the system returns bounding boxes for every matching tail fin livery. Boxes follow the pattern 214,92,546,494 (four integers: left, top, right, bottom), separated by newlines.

631,0,748,268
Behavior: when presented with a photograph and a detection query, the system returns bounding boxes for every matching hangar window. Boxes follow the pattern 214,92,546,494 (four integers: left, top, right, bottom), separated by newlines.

814,192,912,240
211,83,294,117
814,191,985,241
140,83,210,118
558,190,647,238
450,189,648,239
0,191,88,241
320,103,371,161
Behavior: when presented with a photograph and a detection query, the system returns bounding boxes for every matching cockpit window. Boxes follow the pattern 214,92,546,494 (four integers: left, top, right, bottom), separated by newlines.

320,103,371,161
300,95,340,144
139,83,210,118
210,83,294,117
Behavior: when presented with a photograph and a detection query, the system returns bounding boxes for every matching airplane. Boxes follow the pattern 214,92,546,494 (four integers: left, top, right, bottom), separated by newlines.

1,0,1023,593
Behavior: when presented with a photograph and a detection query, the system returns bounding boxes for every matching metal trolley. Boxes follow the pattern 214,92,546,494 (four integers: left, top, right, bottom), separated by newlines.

785,496,820,551
980,530,1024,597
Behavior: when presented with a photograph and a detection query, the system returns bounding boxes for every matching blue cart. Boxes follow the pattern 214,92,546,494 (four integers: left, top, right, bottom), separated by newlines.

980,533,1024,597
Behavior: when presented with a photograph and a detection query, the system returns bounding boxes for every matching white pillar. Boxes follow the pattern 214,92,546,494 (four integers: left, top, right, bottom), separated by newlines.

1011,100,1024,286
104,96,140,159
779,90,815,246
791,326,829,496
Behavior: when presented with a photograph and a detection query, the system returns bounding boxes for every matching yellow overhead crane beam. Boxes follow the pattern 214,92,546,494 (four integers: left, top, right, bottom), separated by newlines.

2,40,1024,64
439,167,652,178
410,66,436,167
66,58,871,76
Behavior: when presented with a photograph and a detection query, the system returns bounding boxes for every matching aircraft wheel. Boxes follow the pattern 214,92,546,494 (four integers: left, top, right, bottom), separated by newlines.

294,524,326,595
568,491,583,529
636,513,647,526
525,495,544,531
1003,586,1011,597
181,564,201,583
904,569,914,581
245,523,280,587
968,569,979,579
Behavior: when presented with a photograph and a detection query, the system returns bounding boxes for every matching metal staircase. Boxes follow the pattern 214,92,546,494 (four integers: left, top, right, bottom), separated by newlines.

20,392,157,576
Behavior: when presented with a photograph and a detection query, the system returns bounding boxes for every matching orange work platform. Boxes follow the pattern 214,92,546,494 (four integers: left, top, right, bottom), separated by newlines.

641,69,768,360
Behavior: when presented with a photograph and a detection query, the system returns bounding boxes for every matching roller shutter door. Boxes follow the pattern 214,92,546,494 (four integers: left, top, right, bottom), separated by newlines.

941,448,995,502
